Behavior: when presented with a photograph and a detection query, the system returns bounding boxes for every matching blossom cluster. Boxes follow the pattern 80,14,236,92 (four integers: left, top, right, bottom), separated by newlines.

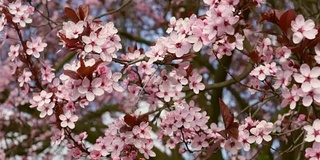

1,0,320,159
91,117,155,159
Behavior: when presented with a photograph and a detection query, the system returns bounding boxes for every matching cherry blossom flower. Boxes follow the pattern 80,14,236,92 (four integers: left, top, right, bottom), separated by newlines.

305,142,320,159
8,1,28,15
250,120,273,144
138,142,156,159
281,85,300,109
167,32,192,57
108,138,124,158
315,45,320,64
238,130,255,151
299,87,320,106
0,14,6,32
188,72,205,94
32,90,53,107
273,70,292,89
250,64,270,81
78,77,104,101
59,112,79,129
138,61,156,75
62,21,85,39
8,1,33,27
12,14,32,27
291,15,318,44
37,102,54,118
101,71,124,93
18,69,32,87
191,133,209,150
26,37,47,58
94,138,110,156
8,44,20,61
293,64,320,92
223,139,242,155
71,148,82,158
82,32,104,53
276,46,291,63
156,83,175,102
304,119,320,142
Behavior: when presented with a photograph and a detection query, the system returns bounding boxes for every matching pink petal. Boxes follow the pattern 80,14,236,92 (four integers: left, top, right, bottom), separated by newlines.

92,78,102,87
301,82,312,92
86,92,95,101
293,32,303,44
293,74,305,83
300,64,310,76
303,96,313,106
82,78,90,87
93,88,104,96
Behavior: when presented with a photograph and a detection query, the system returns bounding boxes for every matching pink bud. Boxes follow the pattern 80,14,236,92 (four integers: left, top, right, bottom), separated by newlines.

179,148,186,154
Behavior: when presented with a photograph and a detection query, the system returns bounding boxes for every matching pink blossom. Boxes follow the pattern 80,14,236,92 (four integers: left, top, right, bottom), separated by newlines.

8,1,33,27
276,46,291,63
12,14,32,28
281,85,300,109
293,64,320,92
222,139,242,155
138,142,156,159
78,77,104,101
109,138,124,158
188,72,205,94
250,120,273,144
191,133,209,150
167,32,192,57
26,37,47,58
273,70,292,89
18,69,32,87
305,142,320,159
298,88,320,107
138,61,156,75
304,119,320,142
59,112,79,129
71,148,82,158
82,32,104,53
37,102,54,118
32,90,53,107
7,44,20,61
0,14,6,32
62,21,85,39
156,83,175,102
90,150,102,159
250,64,271,81
238,130,255,151
291,15,318,44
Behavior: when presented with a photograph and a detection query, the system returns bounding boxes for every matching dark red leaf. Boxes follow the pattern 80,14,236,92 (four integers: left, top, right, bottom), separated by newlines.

219,99,234,129
78,5,89,21
248,50,260,63
219,99,239,140
180,53,197,59
124,114,136,127
186,63,193,78
279,9,296,34
203,140,222,160
58,32,79,47
64,70,81,80
119,125,132,133
76,58,103,79
64,7,80,23
259,9,282,24
137,114,148,124
226,122,239,140
218,130,227,139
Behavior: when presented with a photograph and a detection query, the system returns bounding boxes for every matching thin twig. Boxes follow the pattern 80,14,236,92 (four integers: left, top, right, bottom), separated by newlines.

94,0,133,20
